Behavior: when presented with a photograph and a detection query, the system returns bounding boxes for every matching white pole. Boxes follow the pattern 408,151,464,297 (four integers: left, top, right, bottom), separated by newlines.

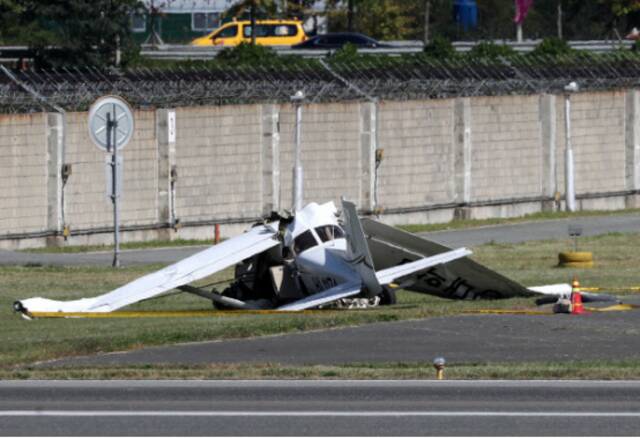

516,23,523,43
564,92,576,212
291,90,305,212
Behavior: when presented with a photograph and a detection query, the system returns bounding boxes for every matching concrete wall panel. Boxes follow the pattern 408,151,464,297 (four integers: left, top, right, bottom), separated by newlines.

556,91,626,195
174,105,263,221
0,113,47,234
278,102,361,210
64,110,158,230
377,99,455,209
470,95,542,201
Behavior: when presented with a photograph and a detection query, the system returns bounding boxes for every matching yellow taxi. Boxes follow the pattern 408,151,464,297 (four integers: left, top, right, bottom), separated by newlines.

191,19,307,46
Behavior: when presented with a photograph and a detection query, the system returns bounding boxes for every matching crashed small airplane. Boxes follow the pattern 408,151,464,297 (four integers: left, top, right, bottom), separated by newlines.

13,199,593,317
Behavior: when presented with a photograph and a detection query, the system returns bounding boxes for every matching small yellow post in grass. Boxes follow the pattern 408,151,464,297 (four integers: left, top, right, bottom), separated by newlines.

433,357,446,380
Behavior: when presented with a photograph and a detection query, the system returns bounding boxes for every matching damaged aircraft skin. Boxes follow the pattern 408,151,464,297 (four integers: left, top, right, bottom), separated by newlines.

13,199,579,318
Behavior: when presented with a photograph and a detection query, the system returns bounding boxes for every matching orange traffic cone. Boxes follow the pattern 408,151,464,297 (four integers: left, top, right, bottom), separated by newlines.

571,277,585,315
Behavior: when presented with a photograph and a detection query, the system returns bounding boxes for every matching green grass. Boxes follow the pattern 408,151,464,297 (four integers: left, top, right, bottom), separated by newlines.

5,360,640,380
22,238,213,254
398,208,640,234
2,232,640,376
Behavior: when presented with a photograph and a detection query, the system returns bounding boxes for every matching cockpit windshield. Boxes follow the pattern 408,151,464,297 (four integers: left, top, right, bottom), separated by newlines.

315,225,345,243
293,230,317,254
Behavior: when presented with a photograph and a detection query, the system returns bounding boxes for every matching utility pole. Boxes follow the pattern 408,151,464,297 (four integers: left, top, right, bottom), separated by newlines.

347,0,354,32
564,82,579,212
291,90,305,212
516,23,523,43
250,0,257,45
557,1,563,39
424,0,432,45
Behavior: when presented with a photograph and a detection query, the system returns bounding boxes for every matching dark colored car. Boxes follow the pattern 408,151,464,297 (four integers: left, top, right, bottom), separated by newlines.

291,32,390,49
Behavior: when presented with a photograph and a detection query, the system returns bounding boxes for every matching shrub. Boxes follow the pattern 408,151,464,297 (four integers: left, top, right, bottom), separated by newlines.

467,41,517,59
530,37,573,57
216,42,278,65
423,35,457,59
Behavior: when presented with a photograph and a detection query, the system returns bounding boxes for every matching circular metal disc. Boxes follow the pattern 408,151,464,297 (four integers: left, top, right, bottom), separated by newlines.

88,96,134,151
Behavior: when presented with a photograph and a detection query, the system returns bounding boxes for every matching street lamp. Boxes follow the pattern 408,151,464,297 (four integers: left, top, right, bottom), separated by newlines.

564,81,579,212
291,90,305,213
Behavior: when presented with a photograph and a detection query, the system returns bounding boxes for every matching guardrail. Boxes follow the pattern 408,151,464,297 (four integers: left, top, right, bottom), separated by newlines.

140,39,634,60
0,40,634,63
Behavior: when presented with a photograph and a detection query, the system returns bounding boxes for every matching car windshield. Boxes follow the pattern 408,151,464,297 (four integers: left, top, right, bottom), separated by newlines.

293,230,317,254
315,225,345,243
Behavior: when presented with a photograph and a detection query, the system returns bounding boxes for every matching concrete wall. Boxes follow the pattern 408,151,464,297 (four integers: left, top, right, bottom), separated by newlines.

174,105,263,222
278,102,361,211
63,110,158,231
555,91,626,200
470,95,543,201
1,89,639,248
377,99,455,210
0,113,48,235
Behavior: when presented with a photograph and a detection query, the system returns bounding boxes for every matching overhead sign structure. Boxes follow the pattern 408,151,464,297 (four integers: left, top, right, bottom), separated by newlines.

87,96,134,268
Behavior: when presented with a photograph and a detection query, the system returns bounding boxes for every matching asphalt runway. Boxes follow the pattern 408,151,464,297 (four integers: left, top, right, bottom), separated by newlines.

1,380,639,436
47,303,640,367
1,213,639,267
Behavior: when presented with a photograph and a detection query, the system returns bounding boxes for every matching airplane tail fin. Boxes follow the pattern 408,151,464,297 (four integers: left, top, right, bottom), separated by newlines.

341,198,382,298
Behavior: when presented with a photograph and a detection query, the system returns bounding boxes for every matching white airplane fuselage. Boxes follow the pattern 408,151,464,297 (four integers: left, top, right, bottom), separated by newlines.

284,202,361,295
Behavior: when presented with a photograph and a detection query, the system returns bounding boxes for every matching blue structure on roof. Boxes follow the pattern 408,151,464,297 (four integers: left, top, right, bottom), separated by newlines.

453,0,478,32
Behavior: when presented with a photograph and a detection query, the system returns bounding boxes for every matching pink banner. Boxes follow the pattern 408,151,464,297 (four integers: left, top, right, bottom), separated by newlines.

514,0,534,24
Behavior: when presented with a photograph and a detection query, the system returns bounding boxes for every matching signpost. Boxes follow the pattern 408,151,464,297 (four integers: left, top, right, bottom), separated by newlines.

88,96,134,267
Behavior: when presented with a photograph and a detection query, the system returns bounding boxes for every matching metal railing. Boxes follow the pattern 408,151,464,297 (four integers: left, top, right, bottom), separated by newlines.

141,39,634,59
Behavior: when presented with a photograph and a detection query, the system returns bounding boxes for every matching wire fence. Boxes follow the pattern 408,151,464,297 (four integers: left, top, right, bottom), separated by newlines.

3,52,640,113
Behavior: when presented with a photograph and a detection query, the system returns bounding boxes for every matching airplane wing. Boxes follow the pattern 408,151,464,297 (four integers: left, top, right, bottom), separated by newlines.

361,218,535,300
376,247,472,285
277,281,362,311
278,247,471,311
14,223,280,315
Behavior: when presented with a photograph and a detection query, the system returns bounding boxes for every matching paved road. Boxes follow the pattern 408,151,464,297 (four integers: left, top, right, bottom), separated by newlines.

1,213,639,267
48,305,640,367
1,380,639,436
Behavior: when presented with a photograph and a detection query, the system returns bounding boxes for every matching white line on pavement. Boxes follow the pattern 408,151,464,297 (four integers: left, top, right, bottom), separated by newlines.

1,411,640,417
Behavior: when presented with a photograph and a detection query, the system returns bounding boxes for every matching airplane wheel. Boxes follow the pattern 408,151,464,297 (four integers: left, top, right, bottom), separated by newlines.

379,286,397,306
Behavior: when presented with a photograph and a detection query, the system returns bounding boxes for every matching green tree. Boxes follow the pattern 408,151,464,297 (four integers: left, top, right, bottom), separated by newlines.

4,0,140,68
601,0,640,16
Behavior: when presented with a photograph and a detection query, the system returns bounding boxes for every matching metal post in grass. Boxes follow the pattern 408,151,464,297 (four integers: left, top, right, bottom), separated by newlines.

564,82,579,212
88,96,134,268
291,90,305,213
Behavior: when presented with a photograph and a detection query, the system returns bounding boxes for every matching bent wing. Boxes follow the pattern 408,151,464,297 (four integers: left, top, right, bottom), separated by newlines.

361,218,534,299
278,247,471,311
15,223,280,314
376,247,472,285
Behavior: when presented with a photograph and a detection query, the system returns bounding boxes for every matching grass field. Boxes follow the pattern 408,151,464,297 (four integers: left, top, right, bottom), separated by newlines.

2,232,640,378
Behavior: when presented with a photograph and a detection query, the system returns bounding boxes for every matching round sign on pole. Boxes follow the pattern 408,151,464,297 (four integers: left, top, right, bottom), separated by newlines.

88,96,134,151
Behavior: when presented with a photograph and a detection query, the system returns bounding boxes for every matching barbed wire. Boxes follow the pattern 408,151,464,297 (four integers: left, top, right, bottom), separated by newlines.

2,52,640,113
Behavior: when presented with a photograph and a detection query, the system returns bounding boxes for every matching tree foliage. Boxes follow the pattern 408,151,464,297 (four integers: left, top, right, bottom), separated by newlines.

1,0,140,68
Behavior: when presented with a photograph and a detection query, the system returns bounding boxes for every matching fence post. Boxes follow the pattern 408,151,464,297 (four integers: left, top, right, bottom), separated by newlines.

262,104,280,214
156,108,177,237
46,113,64,245
453,98,472,219
626,89,640,208
360,101,377,213
540,94,557,211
